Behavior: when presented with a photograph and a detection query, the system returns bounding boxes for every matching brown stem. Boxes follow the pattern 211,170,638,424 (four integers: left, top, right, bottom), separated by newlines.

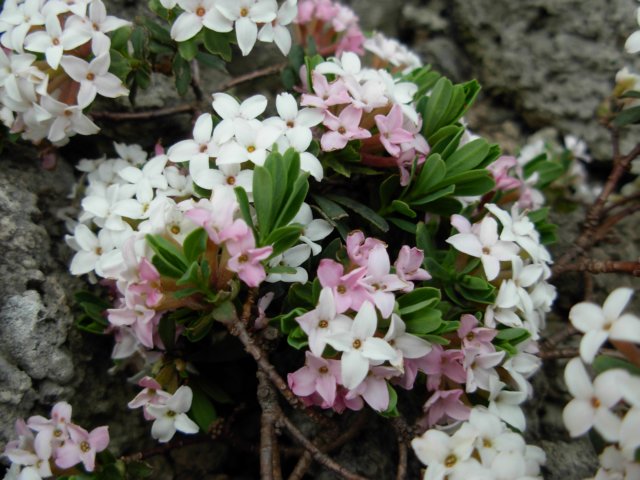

216,63,287,92
288,412,369,480
279,414,369,480
611,340,640,368
226,297,332,428
553,140,640,271
119,436,207,462
91,104,196,122
391,417,411,480
257,371,282,480
553,260,640,276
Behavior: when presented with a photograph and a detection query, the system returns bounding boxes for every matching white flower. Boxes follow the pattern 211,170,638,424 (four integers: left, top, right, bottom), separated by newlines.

295,287,352,357
569,287,640,364
266,244,311,283
485,203,551,263
216,119,281,167
40,95,99,143
24,14,91,69
626,8,640,54
114,142,147,166
60,53,129,105
0,0,45,52
66,223,122,277
146,386,200,443
257,0,297,55
170,0,233,42
193,162,253,193
211,93,267,144
562,357,624,441
167,113,217,174
488,377,527,431
290,203,332,255
315,51,362,78
620,408,640,459
446,216,520,281
325,301,397,389
118,154,168,202
217,0,278,56
383,314,432,369
411,425,479,480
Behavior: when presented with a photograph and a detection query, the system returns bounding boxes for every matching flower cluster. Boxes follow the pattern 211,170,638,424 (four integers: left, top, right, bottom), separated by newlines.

294,0,364,56
363,32,422,74
165,0,298,56
561,288,640,477
0,0,130,144
411,406,546,480
2,402,109,479
128,380,199,443
302,51,430,184
170,91,325,187
288,233,432,411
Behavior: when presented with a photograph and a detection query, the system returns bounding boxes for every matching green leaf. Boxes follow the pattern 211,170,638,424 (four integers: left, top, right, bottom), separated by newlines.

326,194,389,232
409,185,456,206
274,173,309,229
397,287,441,315
195,51,225,70
110,26,132,52
592,355,640,375
126,461,153,479
614,105,640,126
253,165,274,238
146,235,188,271
264,225,303,257
158,315,176,350
173,55,191,96
131,26,147,57
178,37,198,61
108,50,131,82
313,194,349,221
409,153,446,199
379,174,400,208
211,301,237,324
140,18,172,44
234,186,254,230
495,327,530,342
451,172,495,196
203,28,232,61
404,309,442,335
444,138,490,176
422,77,453,138
391,200,416,218
287,325,309,349
387,217,417,234
183,228,208,263
189,386,217,432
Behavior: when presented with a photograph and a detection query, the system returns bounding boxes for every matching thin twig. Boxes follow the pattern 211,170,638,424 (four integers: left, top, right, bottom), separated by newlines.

390,417,411,480
257,371,282,480
119,436,206,462
217,62,287,92
91,104,195,121
288,412,369,480
279,414,369,480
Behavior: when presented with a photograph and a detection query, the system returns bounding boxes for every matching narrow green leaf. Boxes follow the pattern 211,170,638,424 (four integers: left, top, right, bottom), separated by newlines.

326,194,389,232
178,38,198,61
445,138,490,176
391,200,417,218
312,194,349,221
234,186,254,230
183,227,208,263
614,105,640,126
158,315,176,350
189,387,217,432
423,77,453,138
253,166,274,239
203,28,232,61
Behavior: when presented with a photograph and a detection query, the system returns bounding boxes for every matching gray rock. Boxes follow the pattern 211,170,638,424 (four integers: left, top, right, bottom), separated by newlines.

449,0,640,161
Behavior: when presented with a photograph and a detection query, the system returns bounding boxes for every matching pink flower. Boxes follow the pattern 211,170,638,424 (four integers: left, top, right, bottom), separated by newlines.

321,106,371,151
184,188,238,244
55,424,110,472
419,344,466,391
317,259,370,313
345,231,385,267
225,225,272,287
301,72,352,110
107,290,160,349
288,352,342,406
457,314,497,353
421,389,471,427
128,377,171,421
374,105,415,157
335,26,365,55
394,246,431,290
27,402,73,459
488,155,522,191
344,366,398,411
361,245,408,318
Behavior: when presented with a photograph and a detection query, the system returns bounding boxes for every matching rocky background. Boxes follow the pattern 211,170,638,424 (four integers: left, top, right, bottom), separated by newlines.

1,0,640,478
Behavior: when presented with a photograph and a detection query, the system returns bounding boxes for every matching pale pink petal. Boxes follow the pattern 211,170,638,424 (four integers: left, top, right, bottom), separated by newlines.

446,233,483,257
